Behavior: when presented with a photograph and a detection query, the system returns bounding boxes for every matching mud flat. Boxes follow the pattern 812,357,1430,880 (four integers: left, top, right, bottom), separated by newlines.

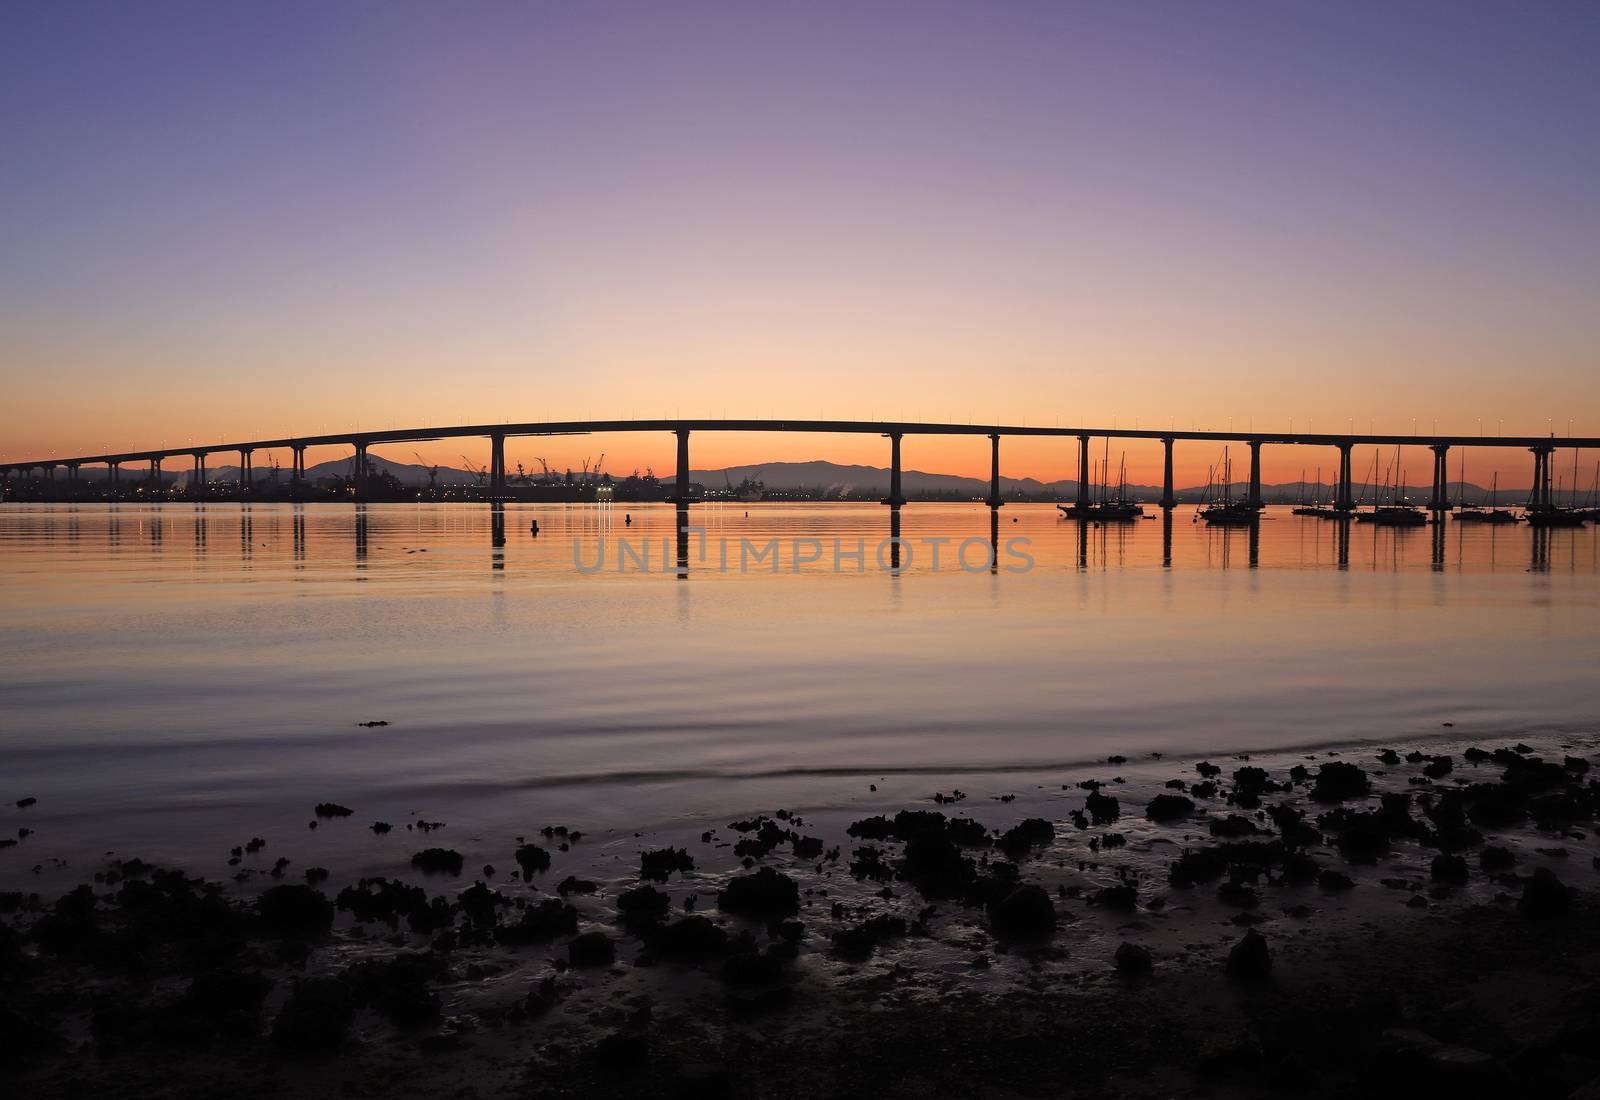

4,732,1600,1098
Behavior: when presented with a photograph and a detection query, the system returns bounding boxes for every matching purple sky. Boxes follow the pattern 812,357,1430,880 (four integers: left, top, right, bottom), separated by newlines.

3,2,1597,480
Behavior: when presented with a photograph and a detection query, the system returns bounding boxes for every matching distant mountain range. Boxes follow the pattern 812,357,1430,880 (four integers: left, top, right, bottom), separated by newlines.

71,451,1570,504
689,459,1552,505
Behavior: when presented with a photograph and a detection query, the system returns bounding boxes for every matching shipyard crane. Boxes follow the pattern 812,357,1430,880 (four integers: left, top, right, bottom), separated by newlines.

593,453,605,483
461,455,486,487
533,457,551,483
412,452,439,491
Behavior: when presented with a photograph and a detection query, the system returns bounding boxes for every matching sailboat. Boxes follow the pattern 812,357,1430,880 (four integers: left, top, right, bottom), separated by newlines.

1455,471,1519,524
1058,443,1143,521
1576,462,1600,523
1200,448,1257,525
1356,447,1426,525
1527,446,1586,527
1292,466,1337,516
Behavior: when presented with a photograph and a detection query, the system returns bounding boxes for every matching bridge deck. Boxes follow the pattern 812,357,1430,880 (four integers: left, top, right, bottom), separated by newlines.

6,419,1598,470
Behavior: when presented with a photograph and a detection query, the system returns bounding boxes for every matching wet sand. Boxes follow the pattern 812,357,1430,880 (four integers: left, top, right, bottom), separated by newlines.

4,730,1599,1098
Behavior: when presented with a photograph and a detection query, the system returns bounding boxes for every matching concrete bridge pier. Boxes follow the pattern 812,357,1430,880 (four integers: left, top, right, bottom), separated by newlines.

192,453,207,494
291,445,306,483
239,449,253,495
1429,444,1450,511
109,462,119,485
1161,438,1175,509
669,428,691,503
66,462,80,486
1076,435,1090,508
43,464,55,480
1335,442,1354,513
353,443,369,501
1530,445,1555,510
1247,441,1263,510
883,432,906,506
489,433,507,499
149,457,162,486
986,434,1003,508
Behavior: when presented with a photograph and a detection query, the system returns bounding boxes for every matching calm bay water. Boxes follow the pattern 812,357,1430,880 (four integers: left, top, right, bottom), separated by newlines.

2,502,1597,885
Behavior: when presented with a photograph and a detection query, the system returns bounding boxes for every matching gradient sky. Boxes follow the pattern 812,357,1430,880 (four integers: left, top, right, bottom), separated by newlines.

3,1,1598,485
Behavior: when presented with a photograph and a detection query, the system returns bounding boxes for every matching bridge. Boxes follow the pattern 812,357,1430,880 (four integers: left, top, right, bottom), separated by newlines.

4,418,1597,512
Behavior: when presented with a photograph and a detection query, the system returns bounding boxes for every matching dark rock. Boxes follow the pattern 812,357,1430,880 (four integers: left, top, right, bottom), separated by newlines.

257,885,334,937
792,835,824,859
1422,756,1453,780
410,848,463,875
1114,941,1152,975
457,883,506,926
998,817,1055,859
1170,847,1230,887
272,977,354,1055
593,1030,649,1068
640,847,694,882
337,878,439,930
1318,870,1356,891
1217,881,1260,908
1091,884,1138,911
1311,762,1372,801
1085,790,1120,824
182,970,273,1037
653,915,728,959
496,900,580,944
1479,845,1516,871
1209,815,1263,838
568,930,615,967
313,802,354,818
557,876,598,896
1517,867,1570,919
718,868,799,918
616,885,671,932
514,844,551,876
988,884,1057,937
344,953,443,1027
1144,794,1196,822
1225,928,1271,982
1430,853,1469,884
721,949,786,987
370,821,392,834
899,833,975,898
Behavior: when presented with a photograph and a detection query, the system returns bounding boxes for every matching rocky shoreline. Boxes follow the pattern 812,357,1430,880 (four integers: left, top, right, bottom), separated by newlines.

5,734,1600,1098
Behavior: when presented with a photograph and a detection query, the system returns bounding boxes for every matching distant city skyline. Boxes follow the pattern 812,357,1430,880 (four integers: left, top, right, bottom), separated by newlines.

4,2,1598,484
